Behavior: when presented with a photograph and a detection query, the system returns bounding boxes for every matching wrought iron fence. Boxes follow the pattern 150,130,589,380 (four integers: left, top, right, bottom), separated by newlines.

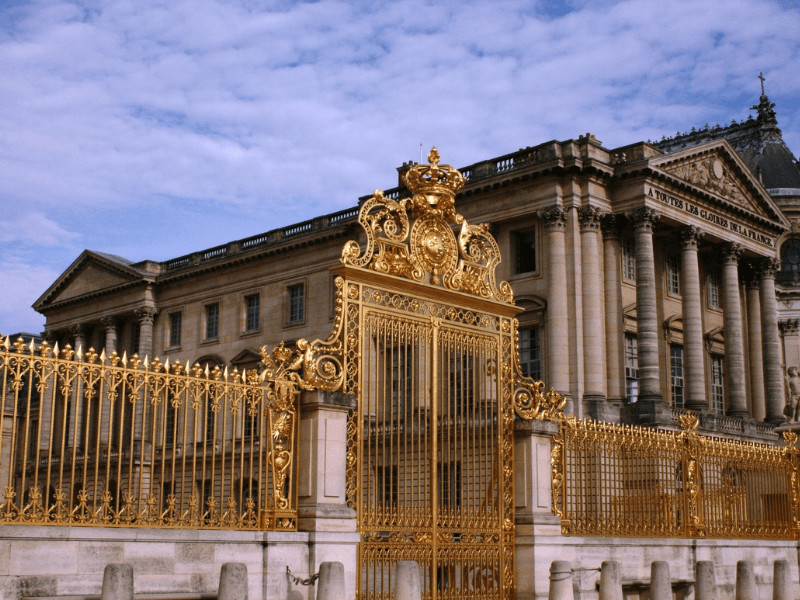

0,335,301,530
551,413,800,539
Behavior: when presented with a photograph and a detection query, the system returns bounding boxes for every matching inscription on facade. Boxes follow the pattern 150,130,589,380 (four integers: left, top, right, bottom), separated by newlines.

647,187,774,248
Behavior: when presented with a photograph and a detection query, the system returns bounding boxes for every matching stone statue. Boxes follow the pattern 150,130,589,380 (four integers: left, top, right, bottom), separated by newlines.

784,367,800,422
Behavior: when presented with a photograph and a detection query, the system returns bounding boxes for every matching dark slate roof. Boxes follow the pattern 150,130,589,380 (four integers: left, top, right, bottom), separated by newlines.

91,251,136,267
656,93,800,190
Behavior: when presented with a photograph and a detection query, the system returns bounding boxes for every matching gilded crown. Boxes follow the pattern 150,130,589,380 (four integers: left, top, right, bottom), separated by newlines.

403,148,465,219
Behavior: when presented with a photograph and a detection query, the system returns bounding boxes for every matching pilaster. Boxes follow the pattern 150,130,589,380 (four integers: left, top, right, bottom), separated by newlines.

745,271,766,422
601,214,625,405
578,206,606,411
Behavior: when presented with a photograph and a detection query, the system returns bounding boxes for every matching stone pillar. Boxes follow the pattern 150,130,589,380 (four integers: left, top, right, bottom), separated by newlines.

773,559,791,600
680,226,707,411
745,273,766,422
759,258,785,423
218,563,248,600
599,561,622,600
578,207,606,407
736,560,759,600
298,390,360,600
695,561,717,600
650,561,671,600
721,243,748,417
69,324,88,449
601,215,624,403
101,316,118,356
133,307,157,359
394,562,421,600
318,562,345,600
540,206,572,412
548,561,574,600
628,208,661,402
100,563,133,600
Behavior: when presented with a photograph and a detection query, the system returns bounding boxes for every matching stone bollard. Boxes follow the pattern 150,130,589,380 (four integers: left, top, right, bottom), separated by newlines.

773,559,791,600
317,562,345,600
549,560,574,600
736,560,759,600
650,561,671,600
599,561,622,600
695,561,717,600
394,561,421,600
100,563,133,600
218,562,248,600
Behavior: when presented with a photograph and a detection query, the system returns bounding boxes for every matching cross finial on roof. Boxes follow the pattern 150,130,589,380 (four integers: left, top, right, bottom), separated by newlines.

759,72,766,96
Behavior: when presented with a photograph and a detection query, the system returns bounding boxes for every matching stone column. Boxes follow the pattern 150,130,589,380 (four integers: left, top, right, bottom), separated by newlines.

37,330,60,453
101,316,118,356
539,206,572,412
759,258,785,423
298,390,360,600
745,273,766,422
134,307,157,359
721,243,748,417
628,208,662,402
680,226,707,411
578,206,605,405
67,324,89,446
601,215,624,403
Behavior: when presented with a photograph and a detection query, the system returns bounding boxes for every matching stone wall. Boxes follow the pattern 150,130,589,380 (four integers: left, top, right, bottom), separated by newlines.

0,525,359,600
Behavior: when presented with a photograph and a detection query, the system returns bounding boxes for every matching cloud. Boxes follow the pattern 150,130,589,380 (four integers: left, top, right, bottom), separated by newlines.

0,0,799,329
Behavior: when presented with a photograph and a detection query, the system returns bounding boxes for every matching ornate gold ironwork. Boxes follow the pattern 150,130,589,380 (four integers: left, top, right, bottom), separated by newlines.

0,331,330,531
551,409,800,540
334,149,556,600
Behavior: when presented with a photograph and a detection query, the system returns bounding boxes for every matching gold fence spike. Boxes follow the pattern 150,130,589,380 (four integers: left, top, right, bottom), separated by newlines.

100,348,107,363
121,351,127,366
1,335,9,350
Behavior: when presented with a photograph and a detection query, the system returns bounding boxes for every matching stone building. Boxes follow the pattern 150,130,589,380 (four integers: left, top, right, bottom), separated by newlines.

14,86,800,600
34,87,799,439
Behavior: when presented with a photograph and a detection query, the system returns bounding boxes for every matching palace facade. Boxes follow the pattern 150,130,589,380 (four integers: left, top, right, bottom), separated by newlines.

33,88,800,439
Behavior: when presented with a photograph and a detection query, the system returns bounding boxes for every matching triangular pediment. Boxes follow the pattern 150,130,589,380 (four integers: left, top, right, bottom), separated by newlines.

650,140,789,228
34,250,145,310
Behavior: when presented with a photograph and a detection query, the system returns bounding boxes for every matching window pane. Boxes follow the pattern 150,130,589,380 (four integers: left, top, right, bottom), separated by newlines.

169,313,181,347
625,334,638,403
667,254,680,295
289,284,304,323
519,327,542,380
712,355,724,414
245,295,260,331
514,230,536,274
623,239,636,281
670,345,684,408
206,303,219,339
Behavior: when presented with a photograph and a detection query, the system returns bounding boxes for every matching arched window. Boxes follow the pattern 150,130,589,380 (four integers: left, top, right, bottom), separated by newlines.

781,238,800,272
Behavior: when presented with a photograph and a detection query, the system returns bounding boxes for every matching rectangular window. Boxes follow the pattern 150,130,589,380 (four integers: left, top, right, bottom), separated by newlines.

711,355,724,414
448,351,475,414
206,303,219,339
513,229,537,274
708,270,720,308
169,312,182,347
670,345,684,408
245,294,260,332
519,327,542,380
623,239,636,281
377,465,398,507
289,284,304,323
165,394,176,445
625,334,638,403
131,323,140,355
440,462,461,507
667,254,680,295
389,345,413,420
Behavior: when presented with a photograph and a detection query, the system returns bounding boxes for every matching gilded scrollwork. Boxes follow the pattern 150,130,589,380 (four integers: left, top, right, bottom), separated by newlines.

341,147,514,304
510,319,566,421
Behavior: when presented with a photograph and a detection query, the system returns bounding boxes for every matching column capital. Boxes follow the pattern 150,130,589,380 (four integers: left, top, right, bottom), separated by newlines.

719,242,743,264
40,329,59,344
538,206,566,230
600,213,620,239
577,206,604,231
69,323,87,338
100,315,119,330
745,270,761,289
679,225,705,250
756,257,781,279
780,319,800,335
134,306,158,325
626,207,660,232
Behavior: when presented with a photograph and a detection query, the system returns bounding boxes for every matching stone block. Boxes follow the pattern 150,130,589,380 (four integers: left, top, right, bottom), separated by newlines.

78,541,125,574
122,542,175,574
18,576,59,598
175,542,215,574
9,540,78,575
0,541,10,576
211,543,263,573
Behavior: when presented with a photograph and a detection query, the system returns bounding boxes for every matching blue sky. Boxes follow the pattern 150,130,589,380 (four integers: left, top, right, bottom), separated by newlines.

1,0,799,333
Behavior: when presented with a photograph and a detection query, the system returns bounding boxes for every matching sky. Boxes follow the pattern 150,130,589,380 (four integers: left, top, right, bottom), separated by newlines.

1,0,799,334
